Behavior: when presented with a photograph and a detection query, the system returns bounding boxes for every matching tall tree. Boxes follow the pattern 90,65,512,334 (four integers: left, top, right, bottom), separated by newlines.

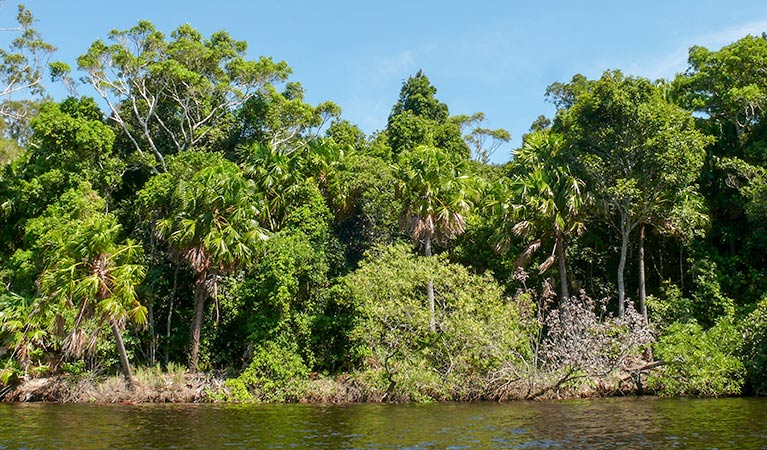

27,183,146,386
151,153,268,370
396,145,475,331
675,34,767,143
78,21,291,171
555,71,710,317
488,130,586,300
453,112,511,164
673,34,767,305
386,70,470,159
234,82,340,155
0,4,56,126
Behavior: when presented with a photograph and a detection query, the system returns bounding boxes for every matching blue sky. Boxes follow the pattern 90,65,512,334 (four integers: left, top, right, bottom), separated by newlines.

2,0,767,163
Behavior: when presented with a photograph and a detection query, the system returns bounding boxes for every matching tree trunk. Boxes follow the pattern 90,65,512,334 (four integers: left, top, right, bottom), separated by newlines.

679,246,684,292
189,272,207,371
618,212,629,318
638,224,647,322
148,302,156,366
425,233,436,333
111,321,132,389
165,264,179,366
556,233,569,301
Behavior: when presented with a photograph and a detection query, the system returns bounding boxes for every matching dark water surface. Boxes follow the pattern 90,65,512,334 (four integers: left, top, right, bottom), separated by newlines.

1,397,766,449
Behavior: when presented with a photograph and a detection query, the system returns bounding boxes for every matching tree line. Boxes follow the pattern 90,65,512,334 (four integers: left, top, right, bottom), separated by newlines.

1,6,766,400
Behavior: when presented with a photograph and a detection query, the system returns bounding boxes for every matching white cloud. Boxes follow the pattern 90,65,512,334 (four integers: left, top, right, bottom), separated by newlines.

642,20,767,80
369,49,417,81
696,20,767,48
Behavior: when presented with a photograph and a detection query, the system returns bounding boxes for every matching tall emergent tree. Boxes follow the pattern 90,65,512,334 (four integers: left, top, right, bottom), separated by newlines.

673,33,767,304
0,4,55,124
554,71,710,317
77,21,291,171
396,145,474,332
385,70,470,159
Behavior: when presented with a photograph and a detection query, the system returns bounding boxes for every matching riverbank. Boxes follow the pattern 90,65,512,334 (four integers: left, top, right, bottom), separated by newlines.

1,365,656,404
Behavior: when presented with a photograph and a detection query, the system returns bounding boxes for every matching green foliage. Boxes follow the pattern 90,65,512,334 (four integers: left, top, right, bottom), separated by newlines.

0,4,56,124
78,20,292,170
325,120,367,151
453,112,511,164
335,244,529,400
0,97,121,257
0,182,146,379
396,145,476,248
334,153,400,264
646,282,694,329
29,98,121,194
388,70,449,123
486,129,586,299
552,70,711,315
223,341,309,402
236,82,340,154
155,154,267,274
674,34,767,144
649,320,745,397
0,291,53,373
30,183,147,324
385,71,469,158
209,183,339,371
740,295,767,394
672,34,767,312
688,258,735,325
2,17,767,402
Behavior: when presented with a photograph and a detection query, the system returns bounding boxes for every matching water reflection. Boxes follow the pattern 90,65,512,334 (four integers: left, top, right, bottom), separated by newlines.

1,397,766,449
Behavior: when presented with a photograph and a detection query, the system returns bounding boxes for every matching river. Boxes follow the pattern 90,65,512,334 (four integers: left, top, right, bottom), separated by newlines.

1,397,765,449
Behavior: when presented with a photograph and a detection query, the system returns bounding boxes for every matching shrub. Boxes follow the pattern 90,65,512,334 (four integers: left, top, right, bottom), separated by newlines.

648,319,745,396
223,341,309,402
335,244,529,401
741,295,767,394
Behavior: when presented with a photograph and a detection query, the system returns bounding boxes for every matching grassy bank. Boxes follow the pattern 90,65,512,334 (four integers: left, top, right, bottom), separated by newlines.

2,364,658,404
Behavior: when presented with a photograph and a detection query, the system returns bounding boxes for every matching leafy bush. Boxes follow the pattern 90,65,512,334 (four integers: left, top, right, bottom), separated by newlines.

648,319,744,396
334,244,529,401
646,281,695,329
223,340,309,402
740,295,767,394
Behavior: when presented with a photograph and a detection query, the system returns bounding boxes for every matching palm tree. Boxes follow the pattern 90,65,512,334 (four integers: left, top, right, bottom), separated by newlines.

33,185,146,386
239,140,346,231
156,157,268,370
488,130,586,300
239,143,296,231
396,145,475,332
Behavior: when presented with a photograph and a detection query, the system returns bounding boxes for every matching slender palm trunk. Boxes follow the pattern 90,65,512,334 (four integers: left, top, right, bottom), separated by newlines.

189,271,207,371
425,233,436,333
556,233,569,301
148,303,156,366
618,211,629,318
165,264,179,366
638,224,647,322
111,321,132,388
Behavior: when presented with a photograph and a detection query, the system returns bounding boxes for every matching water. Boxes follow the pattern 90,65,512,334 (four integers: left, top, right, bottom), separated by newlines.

1,397,766,449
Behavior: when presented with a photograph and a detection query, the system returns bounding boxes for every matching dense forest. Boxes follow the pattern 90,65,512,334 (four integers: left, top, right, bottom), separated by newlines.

1,5,766,402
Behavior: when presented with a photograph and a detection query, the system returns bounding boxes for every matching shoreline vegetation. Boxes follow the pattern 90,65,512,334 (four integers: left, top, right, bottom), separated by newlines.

3,362,662,404
2,7,767,404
